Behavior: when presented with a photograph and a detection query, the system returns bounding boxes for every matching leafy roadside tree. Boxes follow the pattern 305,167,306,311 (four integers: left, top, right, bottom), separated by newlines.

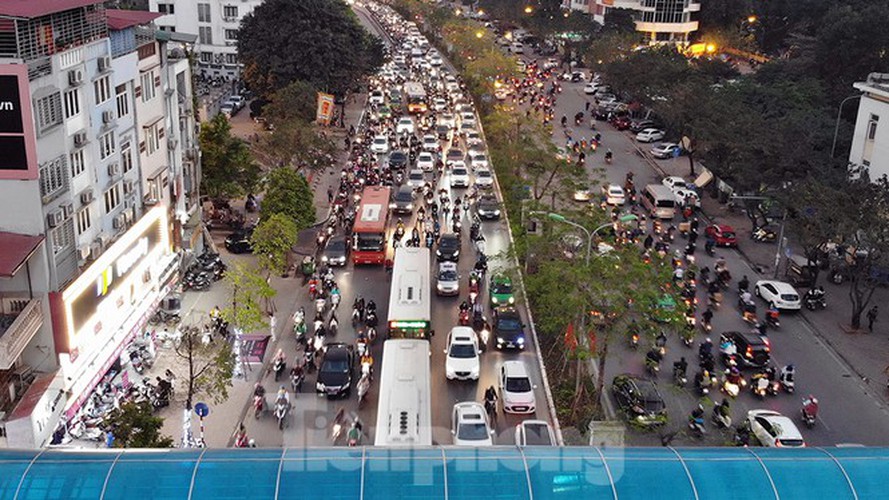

601,7,636,34
250,213,299,277
104,401,174,448
221,261,277,336
263,80,317,125
238,0,384,97
259,167,317,230
254,119,338,174
172,322,236,411
602,46,693,106
199,114,261,199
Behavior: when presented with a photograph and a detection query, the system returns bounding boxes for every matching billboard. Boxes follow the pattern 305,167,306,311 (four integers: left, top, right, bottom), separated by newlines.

0,64,38,180
316,92,335,125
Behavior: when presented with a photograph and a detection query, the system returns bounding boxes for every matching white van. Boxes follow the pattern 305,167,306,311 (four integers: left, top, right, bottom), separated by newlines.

641,184,676,219
510,42,524,54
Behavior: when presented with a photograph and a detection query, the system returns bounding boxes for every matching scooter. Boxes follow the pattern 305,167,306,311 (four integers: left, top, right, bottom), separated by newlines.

673,366,687,387
253,395,265,419
688,415,706,437
273,355,286,382
357,374,370,407
751,374,770,398
752,226,777,243
801,396,818,428
780,365,795,393
711,406,732,429
275,400,289,430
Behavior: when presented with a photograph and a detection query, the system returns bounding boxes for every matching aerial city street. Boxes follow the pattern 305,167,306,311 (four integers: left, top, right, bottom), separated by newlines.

2,0,889,476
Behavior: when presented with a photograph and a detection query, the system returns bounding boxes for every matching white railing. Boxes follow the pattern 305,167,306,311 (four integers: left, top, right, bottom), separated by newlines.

0,298,43,370
57,47,84,71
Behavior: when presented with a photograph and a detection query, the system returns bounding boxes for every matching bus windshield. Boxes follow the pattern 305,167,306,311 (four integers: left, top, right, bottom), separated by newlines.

355,233,385,251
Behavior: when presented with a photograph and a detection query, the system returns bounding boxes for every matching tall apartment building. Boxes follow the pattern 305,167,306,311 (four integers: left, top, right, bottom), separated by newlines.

149,0,264,79
850,73,889,182
0,1,200,447
564,0,700,44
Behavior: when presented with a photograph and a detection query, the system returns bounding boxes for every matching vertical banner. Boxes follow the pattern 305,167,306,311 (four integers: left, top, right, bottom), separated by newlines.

316,92,335,125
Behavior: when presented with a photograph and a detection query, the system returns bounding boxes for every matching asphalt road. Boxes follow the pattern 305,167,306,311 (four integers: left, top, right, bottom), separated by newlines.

539,65,889,446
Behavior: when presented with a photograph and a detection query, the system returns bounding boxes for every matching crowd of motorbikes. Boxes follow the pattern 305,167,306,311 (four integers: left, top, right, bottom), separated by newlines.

183,249,227,291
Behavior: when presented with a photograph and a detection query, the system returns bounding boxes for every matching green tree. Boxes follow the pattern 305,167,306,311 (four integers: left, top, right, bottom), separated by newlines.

221,261,277,334
254,119,338,173
250,213,299,276
238,0,384,97
173,322,236,411
199,114,261,199
602,46,693,106
260,167,316,230
602,7,636,34
105,401,174,448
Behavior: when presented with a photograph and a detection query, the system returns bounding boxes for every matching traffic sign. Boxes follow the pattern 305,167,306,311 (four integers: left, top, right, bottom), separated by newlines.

194,402,210,418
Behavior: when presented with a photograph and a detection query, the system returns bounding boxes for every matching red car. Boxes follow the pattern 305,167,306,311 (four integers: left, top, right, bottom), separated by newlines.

611,115,632,130
705,224,738,247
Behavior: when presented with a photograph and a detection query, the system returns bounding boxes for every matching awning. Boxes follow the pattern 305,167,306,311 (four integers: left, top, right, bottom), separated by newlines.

0,232,44,278
694,168,713,188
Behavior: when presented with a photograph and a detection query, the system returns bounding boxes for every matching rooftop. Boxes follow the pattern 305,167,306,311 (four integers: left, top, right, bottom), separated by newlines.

854,72,889,101
0,0,99,19
0,232,43,278
105,9,161,31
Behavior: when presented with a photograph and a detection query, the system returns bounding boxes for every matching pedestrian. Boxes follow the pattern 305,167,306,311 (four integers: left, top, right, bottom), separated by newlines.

327,187,334,204
585,101,590,111
867,306,878,332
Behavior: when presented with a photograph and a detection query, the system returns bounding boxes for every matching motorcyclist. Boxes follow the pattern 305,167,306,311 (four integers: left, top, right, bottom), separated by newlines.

720,335,737,358
645,348,663,370
253,383,266,399
366,299,376,314
673,357,688,379
802,395,819,418
698,337,713,359
655,331,668,348
459,300,470,314
738,275,750,294
275,386,290,406
701,307,714,329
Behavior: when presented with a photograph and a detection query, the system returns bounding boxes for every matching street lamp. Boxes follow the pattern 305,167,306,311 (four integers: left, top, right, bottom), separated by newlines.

747,15,758,24
536,212,638,264
830,94,862,158
524,5,533,14
475,31,484,39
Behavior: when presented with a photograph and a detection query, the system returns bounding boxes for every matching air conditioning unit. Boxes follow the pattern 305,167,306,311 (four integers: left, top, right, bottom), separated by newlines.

168,138,178,150
123,180,136,194
73,131,88,147
46,209,64,227
68,69,84,86
61,202,74,218
79,245,91,260
97,55,111,72
108,162,121,177
88,242,102,260
102,110,115,124
95,234,110,249
113,214,126,229
80,189,94,205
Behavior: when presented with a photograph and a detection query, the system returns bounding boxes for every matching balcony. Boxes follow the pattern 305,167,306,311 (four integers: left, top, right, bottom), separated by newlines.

0,297,43,371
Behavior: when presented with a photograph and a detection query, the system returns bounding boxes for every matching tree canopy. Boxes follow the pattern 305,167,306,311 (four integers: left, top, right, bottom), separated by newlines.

199,115,260,199
259,167,316,230
105,401,174,448
251,213,299,275
238,0,384,97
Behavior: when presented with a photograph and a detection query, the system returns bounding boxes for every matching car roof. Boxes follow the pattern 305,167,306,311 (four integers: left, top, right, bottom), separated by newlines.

519,421,553,445
324,343,350,357
503,360,529,377
455,401,485,417
749,411,804,440
728,330,768,345
758,280,794,291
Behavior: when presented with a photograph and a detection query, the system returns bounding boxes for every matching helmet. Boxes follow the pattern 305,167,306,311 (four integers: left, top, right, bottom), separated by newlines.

705,337,711,343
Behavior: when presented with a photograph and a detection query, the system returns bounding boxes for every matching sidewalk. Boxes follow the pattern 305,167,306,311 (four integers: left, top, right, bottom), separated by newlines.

652,154,889,404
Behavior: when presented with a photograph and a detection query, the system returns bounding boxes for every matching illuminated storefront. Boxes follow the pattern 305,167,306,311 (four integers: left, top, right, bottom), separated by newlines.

50,206,177,417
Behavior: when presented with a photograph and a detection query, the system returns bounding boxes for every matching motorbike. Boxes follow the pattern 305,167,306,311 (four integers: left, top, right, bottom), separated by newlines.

711,404,732,429
273,353,286,382
695,370,717,396
804,290,827,311
751,374,770,398
801,396,818,428
752,226,777,243
253,394,265,419
780,365,796,393
673,366,687,387
275,400,289,430
184,271,212,291
459,309,470,326
347,420,363,447
357,374,370,407
628,331,639,349
688,408,706,437
290,371,304,394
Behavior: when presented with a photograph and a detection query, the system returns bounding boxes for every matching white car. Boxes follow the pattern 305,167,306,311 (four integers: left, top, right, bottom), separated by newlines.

370,135,389,154
444,326,480,380
406,169,426,189
583,83,599,95
429,54,443,66
417,151,436,172
474,168,494,189
436,262,461,297
439,113,457,128
543,58,559,70
466,131,483,148
515,420,556,446
747,410,806,447
450,165,470,188
421,134,440,152
369,89,385,105
573,186,593,202
754,280,801,310
433,98,448,111
499,361,536,414
452,402,494,446
469,152,488,170
662,176,688,191
219,102,235,118
460,112,477,127
673,187,701,208
635,128,665,143
604,184,626,205
651,142,682,159
396,117,415,135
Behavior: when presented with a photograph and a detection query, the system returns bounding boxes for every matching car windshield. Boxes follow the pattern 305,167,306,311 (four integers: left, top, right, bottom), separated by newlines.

506,376,531,393
497,317,522,330
493,282,512,294
374,138,386,144
440,269,458,281
454,168,468,176
521,424,551,445
781,293,799,301
395,192,412,202
449,343,477,358
722,231,736,238
321,358,349,374
409,172,423,180
457,422,489,441
441,237,459,249
478,171,492,178
327,240,346,252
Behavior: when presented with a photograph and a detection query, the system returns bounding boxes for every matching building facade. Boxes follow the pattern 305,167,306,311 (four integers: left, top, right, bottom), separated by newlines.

850,73,889,182
149,0,264,79
0,1,200,448
564,0,700,44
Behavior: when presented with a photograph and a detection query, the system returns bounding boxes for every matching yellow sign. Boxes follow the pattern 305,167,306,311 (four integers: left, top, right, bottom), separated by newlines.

316,92,335,125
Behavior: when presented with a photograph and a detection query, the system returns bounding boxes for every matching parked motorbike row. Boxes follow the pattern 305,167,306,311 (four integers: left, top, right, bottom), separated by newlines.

183,250,227,291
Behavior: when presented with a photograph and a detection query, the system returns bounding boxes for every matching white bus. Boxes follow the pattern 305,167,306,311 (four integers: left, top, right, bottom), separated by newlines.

373,339,432,446
387,247,433,339
404,81,427,113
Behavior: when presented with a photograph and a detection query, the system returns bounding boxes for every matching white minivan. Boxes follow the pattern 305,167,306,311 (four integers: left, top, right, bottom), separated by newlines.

641,184,676,220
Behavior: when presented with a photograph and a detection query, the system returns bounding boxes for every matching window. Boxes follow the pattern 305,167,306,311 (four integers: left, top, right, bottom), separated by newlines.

223,5,238,18
35,92,63,133
157,3,174,14
39,156,69,199
867,114,879,140
77,207,92,235
121,143,134,173
198,3,211,22
199,27,213,45
115,84,129,118
225,53,238,65
140,71,157,102
199,52,212,63
50,220,75,255
104,183,122,214
99,132,116,160
94,75,111,103
64,89,80,118
70,149,85,177
146,123,161,154
225,29,238,40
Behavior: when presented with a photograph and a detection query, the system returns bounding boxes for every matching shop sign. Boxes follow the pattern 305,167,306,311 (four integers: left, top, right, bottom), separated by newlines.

0,64,38,180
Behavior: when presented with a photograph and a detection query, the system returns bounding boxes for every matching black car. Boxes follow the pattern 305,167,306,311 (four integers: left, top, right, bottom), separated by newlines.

436,233,461,261
390,185,415,215
722,331,771,368
389,150,408,169
475,194,501,220
494,306,526,350
316,343,353,398
224,228,253,254
321,235,349,267
611,374,667,426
